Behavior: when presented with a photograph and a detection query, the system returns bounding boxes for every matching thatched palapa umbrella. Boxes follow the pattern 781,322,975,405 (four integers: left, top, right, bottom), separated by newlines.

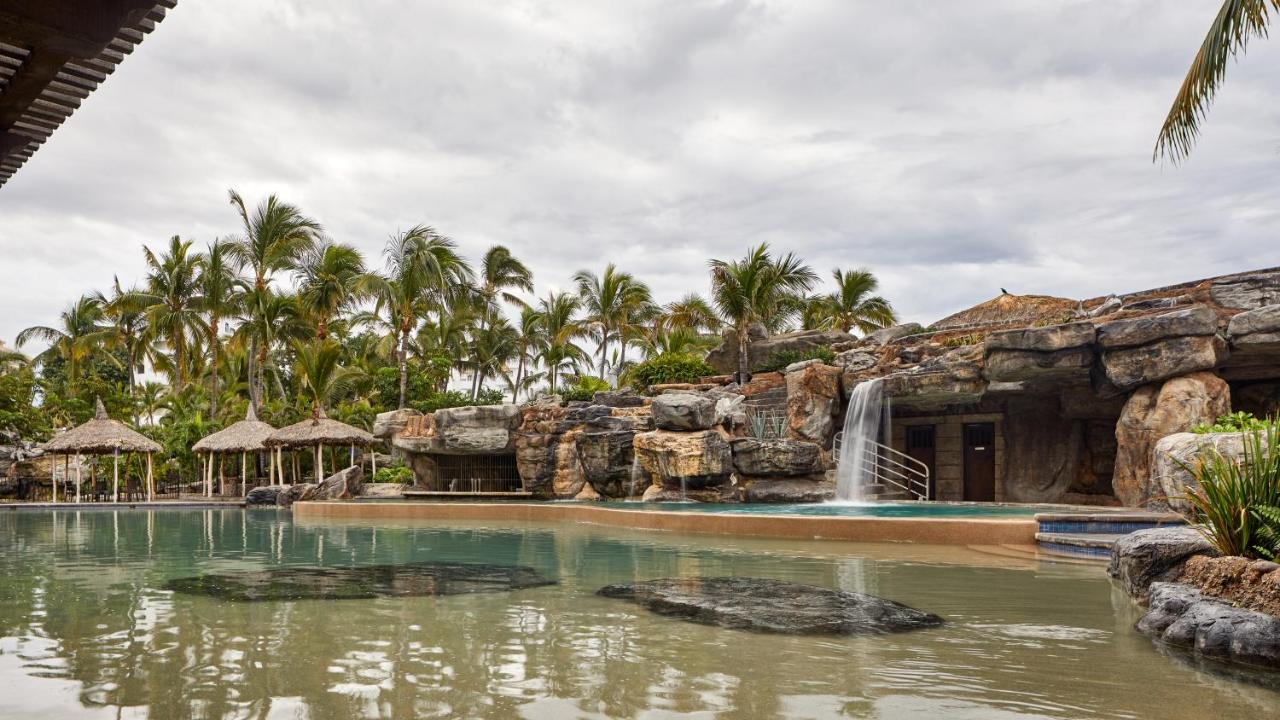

265,407,376,485
192,404,277,497
42,398,163,502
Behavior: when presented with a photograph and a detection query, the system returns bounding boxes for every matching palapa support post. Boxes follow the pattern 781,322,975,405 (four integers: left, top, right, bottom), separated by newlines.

241,452,247,497
112,448,119,503
218,454,225,496
75,452,82,503
146,452,154,501
52,455,58,503
349,443,355,468
315,444,323,483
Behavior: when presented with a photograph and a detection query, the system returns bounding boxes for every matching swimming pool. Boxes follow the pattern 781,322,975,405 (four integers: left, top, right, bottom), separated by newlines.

570,500,1044,518
1,508,1276,718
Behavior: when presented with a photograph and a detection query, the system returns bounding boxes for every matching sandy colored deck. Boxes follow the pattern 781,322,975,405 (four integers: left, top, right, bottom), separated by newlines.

293,501,1038,545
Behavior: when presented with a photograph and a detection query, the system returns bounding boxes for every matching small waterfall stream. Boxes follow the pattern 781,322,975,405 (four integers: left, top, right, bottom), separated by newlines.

834,378,890,502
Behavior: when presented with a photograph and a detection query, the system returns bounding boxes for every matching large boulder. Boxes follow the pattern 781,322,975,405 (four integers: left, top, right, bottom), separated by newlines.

741,477,836,503
878,370,985,411
1137,582,1280,669
313,465,363,500
276,483,317,506
433,404,521,453
1108,527,1216,600
984,347,1094,384
706,326,852,375
592,389,648,408
651,393,716,431
245,485,285,506
1151,431,1268,513
1112,372,1231,507
1210,271,1280,310
863,323,923,346
1100,335,1228,391
986,321,1096,352
633,429,733,489
730,438,822,477
515,403,607,498
360,482,407,499
372,408,423,439
597,577,944,635
785,361,843,447
576,427,644,498
1096,305,1218,349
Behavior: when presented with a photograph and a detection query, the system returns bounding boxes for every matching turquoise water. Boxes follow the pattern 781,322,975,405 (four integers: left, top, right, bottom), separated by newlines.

1,508,1276,719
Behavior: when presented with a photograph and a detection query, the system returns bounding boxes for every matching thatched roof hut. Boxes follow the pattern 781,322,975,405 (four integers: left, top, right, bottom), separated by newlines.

931,292,1078,332
44,398,162,455
265,408,376,449
41,398,160,503
193,404,276,454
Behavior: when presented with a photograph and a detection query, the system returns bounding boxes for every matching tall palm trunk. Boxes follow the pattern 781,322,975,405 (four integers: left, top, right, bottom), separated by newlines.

398,329,409,409
247,337,261,412
208,315,220,419
598,327,609,380
737,321,750,383
511,354,525,403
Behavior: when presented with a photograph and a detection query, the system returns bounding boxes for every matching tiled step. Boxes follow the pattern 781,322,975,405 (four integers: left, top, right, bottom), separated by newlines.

1034,511,1185,536
1034,532,1125,560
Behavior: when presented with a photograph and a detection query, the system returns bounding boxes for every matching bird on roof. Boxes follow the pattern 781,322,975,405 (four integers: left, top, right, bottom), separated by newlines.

1000,288,1009,294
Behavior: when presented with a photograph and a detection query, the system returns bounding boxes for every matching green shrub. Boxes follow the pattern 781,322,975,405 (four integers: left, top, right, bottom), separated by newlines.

942,333,983,348
751,346,836,373
372,466,414,484
1178,424,1280,558
627,353,717,390
409,388,506,414
560,375,611,403
1192,411,1274,434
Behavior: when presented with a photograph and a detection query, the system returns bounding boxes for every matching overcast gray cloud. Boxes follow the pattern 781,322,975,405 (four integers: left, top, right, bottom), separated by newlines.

3,0,1280,348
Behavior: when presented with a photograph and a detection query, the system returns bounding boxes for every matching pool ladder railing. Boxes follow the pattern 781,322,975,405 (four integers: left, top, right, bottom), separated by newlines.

832,431,931,501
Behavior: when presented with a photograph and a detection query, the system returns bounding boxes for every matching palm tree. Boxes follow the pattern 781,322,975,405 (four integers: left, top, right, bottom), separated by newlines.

812,268,896,334
292,340,362,413
227,189,322,409
90,277,153,405
138,381,168,425
361,226,473,408
507,307,545,403
469,317,518,401
16,294,106,389
662,293,723,334
534,291,587,394
470,246,533,398
572,264,653,383
1155,1,1279,162
709,244,817,381
231,292,308,405
137,235,205,390
196,239,244,419
296,241,368,340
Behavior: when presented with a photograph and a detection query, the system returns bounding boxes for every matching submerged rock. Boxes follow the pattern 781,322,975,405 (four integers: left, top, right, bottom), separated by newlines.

166,561,556,602
597,577,944,635
245,485,284,506
1138,582,1280,670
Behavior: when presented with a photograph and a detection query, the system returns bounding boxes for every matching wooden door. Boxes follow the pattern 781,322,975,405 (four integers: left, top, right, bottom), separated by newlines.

904,425,937,500
963,423,996,502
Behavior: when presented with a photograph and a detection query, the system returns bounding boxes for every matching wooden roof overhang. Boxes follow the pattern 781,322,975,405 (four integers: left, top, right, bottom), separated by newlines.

0,1,176,188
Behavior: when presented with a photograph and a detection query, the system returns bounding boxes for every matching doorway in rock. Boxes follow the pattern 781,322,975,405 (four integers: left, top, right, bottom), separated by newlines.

963,423,996,502
905,425,937,500
434,454,522,493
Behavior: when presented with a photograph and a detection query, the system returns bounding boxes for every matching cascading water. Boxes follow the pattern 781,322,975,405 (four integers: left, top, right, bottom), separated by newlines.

835,377,890,501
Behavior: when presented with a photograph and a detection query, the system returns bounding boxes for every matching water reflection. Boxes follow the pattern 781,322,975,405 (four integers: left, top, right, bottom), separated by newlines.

0,509,1277,719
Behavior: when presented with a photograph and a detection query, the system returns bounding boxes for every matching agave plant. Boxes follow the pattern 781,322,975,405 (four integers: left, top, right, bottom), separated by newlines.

1179,424,1280,557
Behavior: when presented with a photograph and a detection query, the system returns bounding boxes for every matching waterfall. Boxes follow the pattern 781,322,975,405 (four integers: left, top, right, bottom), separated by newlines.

835,378,890,501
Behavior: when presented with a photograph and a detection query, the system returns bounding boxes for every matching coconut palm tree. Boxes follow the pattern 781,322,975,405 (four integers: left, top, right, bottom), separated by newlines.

230,292,309,405
361,226,473,408
17,295,107,390
811,268,896,334
469,317,518,400
136,235,205,390
572,264,653,384
534,291,587,394
292,339,362,413
138,381,168,425
662,293,723,334
507,307,545,403
90,277,153,405
470,245,533,398
226,189,322,409
196,239,244,419
1155,1,1280,162
296,241,369,340
709,244,817,381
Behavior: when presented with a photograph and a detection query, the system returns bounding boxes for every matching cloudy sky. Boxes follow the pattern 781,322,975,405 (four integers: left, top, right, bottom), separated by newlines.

3,0,1280,349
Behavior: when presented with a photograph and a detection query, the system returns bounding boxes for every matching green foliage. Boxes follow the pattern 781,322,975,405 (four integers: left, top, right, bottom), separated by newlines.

1192,411,1275,434
372,466,414,484
560,375,611,403
751,346,836,373
1253,505,1280,561
408,388,505,414
942,333,983,348
0,365,50,442
626,353,716,390
1178,425,1280,558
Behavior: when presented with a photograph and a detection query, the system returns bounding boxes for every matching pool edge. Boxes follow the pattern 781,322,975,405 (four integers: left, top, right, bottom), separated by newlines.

292,501,1038,545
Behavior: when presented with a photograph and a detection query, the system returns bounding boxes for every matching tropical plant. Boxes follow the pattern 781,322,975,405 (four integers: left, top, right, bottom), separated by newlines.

535,291,587,394
1155,0,1280,162
296,241,368,340
573,264,654,382
752,346,836,373
16,294,107,390
135,235,205,390
559,375,611,403
1179,424,1280,557
709,243,817,381
292,340,363,413
372,466,414,484
1192,411,1274,434
1253,504,1280,560
807,268,896,334
195,239,243,419
625,353,716,391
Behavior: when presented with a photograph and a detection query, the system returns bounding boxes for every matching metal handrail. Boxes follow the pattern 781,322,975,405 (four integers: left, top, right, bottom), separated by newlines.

833,431,931,501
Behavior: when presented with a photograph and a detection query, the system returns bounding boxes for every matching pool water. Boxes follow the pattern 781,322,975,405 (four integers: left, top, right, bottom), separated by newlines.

1,509,1276,719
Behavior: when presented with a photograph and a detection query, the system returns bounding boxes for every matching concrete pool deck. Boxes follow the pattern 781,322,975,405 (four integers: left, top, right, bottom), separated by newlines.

293,501,1039,545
